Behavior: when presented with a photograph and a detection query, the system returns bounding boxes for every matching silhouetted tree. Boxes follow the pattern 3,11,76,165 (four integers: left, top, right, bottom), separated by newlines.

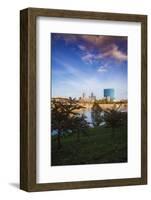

70,114,89,141
91,102,103,127
51,97,89,148
104,104,127,136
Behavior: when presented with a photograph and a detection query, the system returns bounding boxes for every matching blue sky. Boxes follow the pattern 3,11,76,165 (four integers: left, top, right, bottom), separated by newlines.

51,33,127,100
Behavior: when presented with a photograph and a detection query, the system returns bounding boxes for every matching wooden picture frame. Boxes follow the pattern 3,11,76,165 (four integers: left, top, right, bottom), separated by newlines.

20,7,147,192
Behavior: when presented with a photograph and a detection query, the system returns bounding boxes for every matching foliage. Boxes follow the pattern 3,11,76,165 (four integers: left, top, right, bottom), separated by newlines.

95,99,113,104
95,99,127,104
91,102,103,127
51,97,89,148
104,104,127,131
69,114,89,141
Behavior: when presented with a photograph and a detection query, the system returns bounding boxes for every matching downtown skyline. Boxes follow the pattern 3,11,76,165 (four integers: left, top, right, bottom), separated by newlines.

51,33,128,100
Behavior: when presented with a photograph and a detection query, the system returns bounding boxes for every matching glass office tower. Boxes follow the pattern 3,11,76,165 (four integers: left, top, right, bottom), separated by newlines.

104,89,115,101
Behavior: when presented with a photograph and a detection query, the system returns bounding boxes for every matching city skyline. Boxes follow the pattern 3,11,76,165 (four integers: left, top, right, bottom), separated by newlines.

51,33,128,100
52,90,127,101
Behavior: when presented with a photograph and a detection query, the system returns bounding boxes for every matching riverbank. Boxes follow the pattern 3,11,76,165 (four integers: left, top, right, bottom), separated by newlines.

78,102,127,111
51,126,127,166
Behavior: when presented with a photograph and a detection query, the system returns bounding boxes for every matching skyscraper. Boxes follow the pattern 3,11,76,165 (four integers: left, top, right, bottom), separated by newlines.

104,89,115,101
89,92,96,101
82,92,86,99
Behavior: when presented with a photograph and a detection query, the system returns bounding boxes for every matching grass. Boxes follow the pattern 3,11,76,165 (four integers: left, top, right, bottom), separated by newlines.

51,126,127,166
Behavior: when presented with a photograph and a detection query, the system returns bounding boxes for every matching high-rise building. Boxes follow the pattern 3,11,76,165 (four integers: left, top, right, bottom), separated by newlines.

89,92,96,101
104,89,115,101
82,92,86,99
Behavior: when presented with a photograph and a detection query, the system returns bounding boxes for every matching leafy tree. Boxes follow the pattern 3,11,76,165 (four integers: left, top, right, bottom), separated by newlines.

51,97,89,148
70,114,89,141
91,102,103,127
104,104,127,136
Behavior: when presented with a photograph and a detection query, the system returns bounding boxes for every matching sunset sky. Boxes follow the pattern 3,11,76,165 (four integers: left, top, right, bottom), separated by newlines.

51,33,127,100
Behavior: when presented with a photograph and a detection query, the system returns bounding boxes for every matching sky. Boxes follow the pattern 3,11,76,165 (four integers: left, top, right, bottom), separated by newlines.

51,33,127,100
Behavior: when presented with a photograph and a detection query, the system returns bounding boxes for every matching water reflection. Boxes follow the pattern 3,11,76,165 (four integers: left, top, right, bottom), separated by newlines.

79,107,105,127
79,107,92,124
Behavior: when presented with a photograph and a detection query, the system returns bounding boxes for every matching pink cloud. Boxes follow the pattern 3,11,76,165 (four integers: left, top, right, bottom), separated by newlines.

54,33,127,62
78,36,127,62
102,44,127,61
80,35,107,46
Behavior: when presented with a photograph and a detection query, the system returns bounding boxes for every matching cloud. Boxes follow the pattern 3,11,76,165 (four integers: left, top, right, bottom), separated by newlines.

102,44,127,61
55,59,87,80
52,34,127,99
81,45,127,63
52,33,77,44
63,35,77,44
80,35,106,46
81,53,94,64
78,45,86,51
97,65,108,72
52,33,127,63
79,40,127,63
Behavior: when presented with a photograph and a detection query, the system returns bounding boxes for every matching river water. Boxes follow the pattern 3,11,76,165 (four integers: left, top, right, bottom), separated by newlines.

79,107,105,127
79,108,92,123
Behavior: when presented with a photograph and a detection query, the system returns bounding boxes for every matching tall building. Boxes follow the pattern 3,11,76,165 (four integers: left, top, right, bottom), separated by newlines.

89,92,96,101
82,92,86,99
104,89,115,101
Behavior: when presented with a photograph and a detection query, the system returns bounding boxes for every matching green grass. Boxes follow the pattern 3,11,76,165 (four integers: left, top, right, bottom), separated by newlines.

51,126,127,166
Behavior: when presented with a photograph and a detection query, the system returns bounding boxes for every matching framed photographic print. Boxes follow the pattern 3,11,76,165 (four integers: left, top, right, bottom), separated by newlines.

20,8,147,191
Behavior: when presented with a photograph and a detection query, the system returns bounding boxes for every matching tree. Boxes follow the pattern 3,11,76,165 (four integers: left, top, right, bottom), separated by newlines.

51,97,89,148
91,102,103,127
70,114,89,141
103,104,127,136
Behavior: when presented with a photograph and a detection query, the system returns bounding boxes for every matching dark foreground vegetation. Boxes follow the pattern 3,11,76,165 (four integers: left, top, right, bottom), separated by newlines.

51,126,127,166
51,98,127,166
